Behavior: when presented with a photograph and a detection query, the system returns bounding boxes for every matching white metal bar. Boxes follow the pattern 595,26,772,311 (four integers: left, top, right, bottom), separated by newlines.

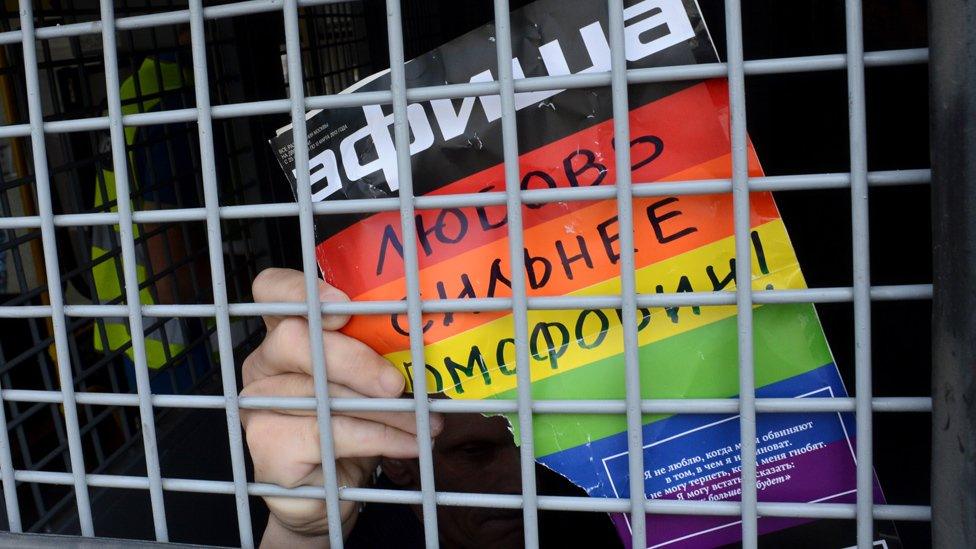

0,378,21,531
606,0,646,545
0,168,933,230
15,0,95,536
0,48,930,138
280,0,348,546
185,0,254,545
96,0,169,539
0,283,935,320
384,0,440,545
0,389,934,415
491,0,541,545
7,468,932,521
723,0,758,545
844,0,875,546
0,0,356,45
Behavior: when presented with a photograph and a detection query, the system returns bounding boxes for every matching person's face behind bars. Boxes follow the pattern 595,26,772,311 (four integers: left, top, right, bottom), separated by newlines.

382,412,526,548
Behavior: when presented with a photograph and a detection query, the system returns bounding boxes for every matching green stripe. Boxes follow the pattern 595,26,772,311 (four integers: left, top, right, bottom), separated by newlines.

491,302,833,457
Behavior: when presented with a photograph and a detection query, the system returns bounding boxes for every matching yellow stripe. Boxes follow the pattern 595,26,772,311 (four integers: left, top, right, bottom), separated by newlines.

386,218,806,399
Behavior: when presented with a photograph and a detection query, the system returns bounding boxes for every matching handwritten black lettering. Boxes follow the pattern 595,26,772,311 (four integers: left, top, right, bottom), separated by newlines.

524,249,553,289
445,346,492,394
376,224,404,276
555,235,594,280
563,149,607,187
530,321,570,370
476,186,507,230
597,215,621,264
520,170,557,210
575,309,610,349
647,197,698,244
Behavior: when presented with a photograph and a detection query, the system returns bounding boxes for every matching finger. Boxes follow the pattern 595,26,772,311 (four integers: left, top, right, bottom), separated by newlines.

263,469,360,534
253,318,406,397
262,499,327,540
247,414,423,487
252,267,350,332
240,373,443,435
336,415,425,459
240,373,438,436
248,412,321,489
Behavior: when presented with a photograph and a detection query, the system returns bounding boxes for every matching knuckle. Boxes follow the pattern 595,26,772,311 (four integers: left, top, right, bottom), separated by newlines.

247,417,317,487
338,337,374,374
278,457,318,490
240,352,260,387
333,416,366,449
278,317,308,345
238,409,252,429
267,318,307,359
298,417,321,452
251,268,283,301
267,497,328,531
380,424,396,447
273,472,307,490
243,415,275,459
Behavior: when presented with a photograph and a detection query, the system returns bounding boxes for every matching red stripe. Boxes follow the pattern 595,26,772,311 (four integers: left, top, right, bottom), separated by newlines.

318,80,737,299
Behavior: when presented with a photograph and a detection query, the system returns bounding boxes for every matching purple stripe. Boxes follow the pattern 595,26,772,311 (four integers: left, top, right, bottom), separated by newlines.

611,437,886,548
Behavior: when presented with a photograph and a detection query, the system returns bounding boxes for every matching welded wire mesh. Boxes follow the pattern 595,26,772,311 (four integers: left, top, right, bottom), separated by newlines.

0,0,933,548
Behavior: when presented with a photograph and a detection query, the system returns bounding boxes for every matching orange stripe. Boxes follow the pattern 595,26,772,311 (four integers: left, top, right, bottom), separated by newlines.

343,161,774,356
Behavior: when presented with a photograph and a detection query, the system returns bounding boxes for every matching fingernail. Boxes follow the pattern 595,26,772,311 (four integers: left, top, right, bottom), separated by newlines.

319,281,348,303
380,367,405,395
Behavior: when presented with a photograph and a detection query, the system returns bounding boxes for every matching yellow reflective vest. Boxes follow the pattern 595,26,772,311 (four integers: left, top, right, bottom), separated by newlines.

91,57,191,369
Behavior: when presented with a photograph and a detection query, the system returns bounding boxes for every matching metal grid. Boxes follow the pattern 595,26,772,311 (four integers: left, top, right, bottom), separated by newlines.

0,0,935,548
0,0,287,537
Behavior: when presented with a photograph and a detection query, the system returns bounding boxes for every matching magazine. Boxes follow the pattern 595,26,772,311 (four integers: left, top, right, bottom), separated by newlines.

270,1,899,546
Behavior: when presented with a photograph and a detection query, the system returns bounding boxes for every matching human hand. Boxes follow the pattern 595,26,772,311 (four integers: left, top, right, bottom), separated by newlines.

240,268,443,548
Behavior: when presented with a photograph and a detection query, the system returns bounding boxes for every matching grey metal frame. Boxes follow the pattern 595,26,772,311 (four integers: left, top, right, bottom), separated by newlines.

0,0,936,548
929,0,976,547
